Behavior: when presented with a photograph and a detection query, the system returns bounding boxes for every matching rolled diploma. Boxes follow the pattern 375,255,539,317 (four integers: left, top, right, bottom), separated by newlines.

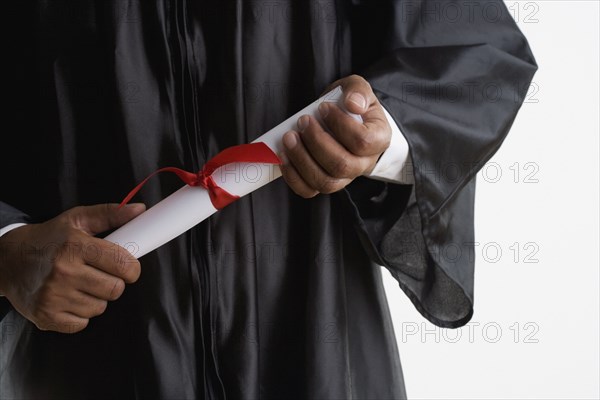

104,86,361,258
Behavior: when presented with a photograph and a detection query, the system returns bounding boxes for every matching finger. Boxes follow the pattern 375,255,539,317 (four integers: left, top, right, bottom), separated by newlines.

321,75,378,114
36,312,89,334
320,74,391,143
81,237,141,284
75,263,126,301
66,203,146,236
340,75,379,114
282,131,351,194
65,290,108,319
279,153,319,198
296,115,372,179
319,102,390,157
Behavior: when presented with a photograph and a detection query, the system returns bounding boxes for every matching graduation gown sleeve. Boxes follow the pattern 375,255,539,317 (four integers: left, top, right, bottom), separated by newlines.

340,0,538,328
0,202,31,231
0,202,32,320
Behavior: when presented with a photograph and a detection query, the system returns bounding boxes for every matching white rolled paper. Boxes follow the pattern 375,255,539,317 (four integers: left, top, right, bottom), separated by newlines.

104,86,361,258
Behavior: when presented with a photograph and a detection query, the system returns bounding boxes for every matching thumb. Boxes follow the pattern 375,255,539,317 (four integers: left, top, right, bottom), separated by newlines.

67,203,146,236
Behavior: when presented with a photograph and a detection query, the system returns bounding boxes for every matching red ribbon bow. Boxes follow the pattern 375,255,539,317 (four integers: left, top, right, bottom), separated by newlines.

119,142,282,210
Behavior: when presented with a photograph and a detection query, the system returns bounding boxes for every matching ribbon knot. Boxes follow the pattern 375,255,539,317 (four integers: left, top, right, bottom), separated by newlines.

195,171,210,187
119,142,281,210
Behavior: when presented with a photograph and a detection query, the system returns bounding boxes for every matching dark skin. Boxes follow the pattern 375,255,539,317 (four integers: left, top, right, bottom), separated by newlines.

0,204,146,333
0,75,392,333
280,75,392,197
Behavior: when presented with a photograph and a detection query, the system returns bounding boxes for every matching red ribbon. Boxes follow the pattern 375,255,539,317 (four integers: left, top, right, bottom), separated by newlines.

119,142,282,210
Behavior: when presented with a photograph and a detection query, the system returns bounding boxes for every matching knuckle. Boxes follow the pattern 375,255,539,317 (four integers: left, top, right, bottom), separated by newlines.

331,157,351,178
354,132,375,154
65,207,84,227
52,259,73,279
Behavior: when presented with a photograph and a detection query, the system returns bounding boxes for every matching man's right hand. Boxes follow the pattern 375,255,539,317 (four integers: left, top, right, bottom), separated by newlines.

0,203,146,333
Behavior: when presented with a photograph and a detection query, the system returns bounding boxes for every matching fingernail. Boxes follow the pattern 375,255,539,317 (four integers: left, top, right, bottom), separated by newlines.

348,92,366,110
278,151,288,165
126,203,145,209
283,132,297,149
318,102,330,118
297,115,309,132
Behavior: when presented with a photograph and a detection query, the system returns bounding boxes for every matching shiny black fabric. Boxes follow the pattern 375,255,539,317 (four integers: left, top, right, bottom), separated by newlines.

0,1,536,399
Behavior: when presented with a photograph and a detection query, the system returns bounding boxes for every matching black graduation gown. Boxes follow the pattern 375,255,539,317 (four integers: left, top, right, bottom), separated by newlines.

0,1,537,398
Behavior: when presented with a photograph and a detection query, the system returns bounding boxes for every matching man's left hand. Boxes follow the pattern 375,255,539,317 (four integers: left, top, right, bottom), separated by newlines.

280,75,391,198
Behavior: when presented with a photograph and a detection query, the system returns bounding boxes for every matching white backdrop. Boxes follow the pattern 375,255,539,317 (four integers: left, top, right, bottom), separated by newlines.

382,1,600,398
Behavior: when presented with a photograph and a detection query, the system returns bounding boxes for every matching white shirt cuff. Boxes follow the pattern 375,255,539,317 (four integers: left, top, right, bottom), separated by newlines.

0,223,25,297
365,105,414,185
0,223,27,238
